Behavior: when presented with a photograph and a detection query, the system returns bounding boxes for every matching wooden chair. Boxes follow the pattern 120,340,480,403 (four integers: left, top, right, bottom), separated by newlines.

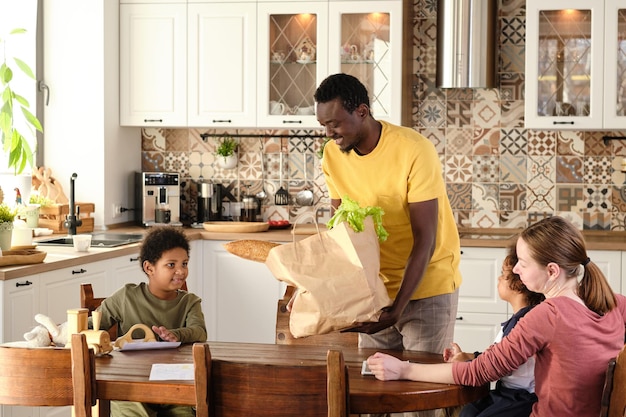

600,344,626,417
0,333,96,417
193,342,349,417
80,283,119,340
276,285,358,347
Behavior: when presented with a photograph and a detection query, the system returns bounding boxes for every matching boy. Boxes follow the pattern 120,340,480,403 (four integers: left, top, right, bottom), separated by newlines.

442,246,544,417
97,226,207,417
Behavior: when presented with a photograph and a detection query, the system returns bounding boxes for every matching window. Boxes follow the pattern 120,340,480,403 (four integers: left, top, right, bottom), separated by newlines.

0,0,40,173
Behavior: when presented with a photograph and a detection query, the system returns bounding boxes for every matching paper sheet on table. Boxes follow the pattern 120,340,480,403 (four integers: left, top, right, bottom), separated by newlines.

149,363,195,381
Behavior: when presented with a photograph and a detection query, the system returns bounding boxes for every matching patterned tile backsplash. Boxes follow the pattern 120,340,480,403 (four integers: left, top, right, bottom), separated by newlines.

141,0,626,231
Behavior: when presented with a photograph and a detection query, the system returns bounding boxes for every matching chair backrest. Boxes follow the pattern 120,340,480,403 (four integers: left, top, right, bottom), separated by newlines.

276,286,358,347
80,283,118,340
0,333,96,417
193,342,349,417
600,344,626,417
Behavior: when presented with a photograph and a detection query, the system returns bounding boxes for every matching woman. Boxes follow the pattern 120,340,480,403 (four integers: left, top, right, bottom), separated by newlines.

367,216,626,417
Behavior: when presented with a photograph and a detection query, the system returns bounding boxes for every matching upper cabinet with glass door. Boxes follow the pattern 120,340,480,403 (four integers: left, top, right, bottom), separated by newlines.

525,0,604,130
328,1,403,125
604,0,626,129
257,2,329,129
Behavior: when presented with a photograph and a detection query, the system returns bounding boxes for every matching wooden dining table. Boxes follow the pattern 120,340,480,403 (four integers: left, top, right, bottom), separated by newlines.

95,342,489,414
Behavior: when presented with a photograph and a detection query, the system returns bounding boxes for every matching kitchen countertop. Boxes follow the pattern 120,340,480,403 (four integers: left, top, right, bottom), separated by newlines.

1,225,625,281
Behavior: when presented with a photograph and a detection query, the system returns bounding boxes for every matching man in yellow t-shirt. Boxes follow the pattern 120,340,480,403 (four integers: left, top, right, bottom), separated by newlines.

314,73,462,356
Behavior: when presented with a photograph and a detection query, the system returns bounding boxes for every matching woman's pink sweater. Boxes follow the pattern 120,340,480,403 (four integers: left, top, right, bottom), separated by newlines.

453,294,626,417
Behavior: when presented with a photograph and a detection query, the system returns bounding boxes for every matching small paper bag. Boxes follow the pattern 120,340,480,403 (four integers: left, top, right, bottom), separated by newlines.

265,216,391,338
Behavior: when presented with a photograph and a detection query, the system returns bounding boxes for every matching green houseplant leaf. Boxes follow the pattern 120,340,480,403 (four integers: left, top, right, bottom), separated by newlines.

215,137,237,157
0,28,42,175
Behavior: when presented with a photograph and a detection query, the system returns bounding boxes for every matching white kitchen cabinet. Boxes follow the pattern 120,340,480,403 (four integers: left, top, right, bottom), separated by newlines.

256,1,403,128
453,312,508,355
525,0,626,130
202,240,285,344
120,3,187,126
622,252,626,295
187,2,258,127
185,240,202,296
588,250,621,294
458,247,508,314
328,1,403,125
0,277,39,344
525,0,603,129
454,247,508,353
107,253,145,294
256,2,329,128
120,0,403,129
39,261,109,326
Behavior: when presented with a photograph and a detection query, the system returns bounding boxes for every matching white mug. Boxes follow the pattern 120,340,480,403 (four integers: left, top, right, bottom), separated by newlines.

270,101,286,115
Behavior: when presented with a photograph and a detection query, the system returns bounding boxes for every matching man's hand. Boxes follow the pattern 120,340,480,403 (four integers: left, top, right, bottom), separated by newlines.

341,307,399,334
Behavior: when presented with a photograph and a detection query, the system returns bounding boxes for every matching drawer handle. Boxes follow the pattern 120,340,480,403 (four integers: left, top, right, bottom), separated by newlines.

130,257,139,263
282,120,302,124
456,316,463,320
212,119,232,123
143,119,163,123
72,268,87,275
553,121,575,125
15,280,33,287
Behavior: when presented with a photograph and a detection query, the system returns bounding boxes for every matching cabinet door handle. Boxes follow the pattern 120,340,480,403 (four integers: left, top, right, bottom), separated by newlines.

553,121,575,125
212,119,232,123
15,280,33,287
130,257,139,263
72,268,87,275
143,119,163,123
282,120,302,124
456,316,463,320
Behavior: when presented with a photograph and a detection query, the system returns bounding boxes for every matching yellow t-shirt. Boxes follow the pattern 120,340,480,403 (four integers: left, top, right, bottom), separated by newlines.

322,121,461,299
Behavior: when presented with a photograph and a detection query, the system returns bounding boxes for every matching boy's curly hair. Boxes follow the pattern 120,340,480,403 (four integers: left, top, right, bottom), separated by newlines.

139,226,189,268
503,246,545,307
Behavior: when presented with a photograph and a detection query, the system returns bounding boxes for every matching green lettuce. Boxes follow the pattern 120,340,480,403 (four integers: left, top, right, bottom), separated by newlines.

327,195,388,242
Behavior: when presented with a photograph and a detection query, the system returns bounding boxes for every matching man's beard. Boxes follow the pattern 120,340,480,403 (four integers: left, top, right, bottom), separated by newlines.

339,134,363,154
340,143,355,154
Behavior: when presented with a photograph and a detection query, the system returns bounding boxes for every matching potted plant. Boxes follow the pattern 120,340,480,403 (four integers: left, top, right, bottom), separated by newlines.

0,202,17,250
0,28,42,175
215,136,238,169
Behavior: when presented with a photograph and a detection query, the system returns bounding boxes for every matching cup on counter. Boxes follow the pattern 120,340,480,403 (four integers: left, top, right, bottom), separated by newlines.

155,205,171,224
11,223,33,248
72,234,92,252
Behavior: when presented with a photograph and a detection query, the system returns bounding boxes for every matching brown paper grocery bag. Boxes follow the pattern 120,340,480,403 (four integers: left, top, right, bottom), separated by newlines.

265,216,391,338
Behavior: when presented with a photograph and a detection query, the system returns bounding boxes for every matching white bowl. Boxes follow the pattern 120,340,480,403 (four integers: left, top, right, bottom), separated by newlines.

72,234,92,252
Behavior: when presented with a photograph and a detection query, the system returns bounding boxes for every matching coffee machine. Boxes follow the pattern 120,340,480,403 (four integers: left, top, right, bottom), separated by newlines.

196,180,223,222
135,172,182,226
